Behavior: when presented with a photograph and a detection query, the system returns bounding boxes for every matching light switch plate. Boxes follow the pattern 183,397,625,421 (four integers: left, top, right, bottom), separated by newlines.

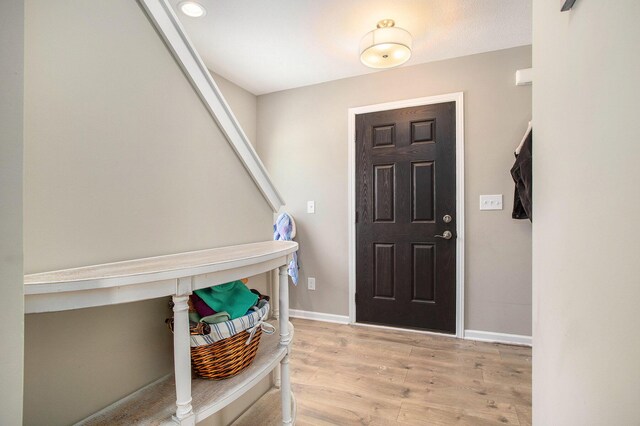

308,277,316,290
480,194,503,210
307,200,315,214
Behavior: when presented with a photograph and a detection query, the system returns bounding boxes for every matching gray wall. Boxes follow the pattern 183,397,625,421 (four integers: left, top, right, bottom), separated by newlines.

0,0,25,424
24,0,271,424
212,72,258,144
210,72,269,298
257,46,532,336
533,1,640,424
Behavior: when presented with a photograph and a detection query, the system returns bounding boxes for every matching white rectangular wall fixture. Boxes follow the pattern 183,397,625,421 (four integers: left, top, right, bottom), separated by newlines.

480,194,503,210
516,68,533,86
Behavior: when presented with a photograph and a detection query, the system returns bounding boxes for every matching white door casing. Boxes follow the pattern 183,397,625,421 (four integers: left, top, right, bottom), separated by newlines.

347,93,465,338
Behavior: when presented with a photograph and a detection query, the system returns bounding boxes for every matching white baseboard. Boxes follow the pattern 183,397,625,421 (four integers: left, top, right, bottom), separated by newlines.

287,311,531,347
464,329,532,346
289,309,350,324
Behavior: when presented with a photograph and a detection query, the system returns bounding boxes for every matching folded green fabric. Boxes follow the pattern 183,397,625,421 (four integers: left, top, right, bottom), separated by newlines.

194,280,258,320
199,311,231,324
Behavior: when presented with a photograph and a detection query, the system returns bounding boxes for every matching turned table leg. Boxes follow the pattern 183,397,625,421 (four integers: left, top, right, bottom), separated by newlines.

172,277,195,425
278,265,292,425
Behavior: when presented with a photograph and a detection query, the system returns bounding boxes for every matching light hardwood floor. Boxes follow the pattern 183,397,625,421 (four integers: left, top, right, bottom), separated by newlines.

234,318,532,425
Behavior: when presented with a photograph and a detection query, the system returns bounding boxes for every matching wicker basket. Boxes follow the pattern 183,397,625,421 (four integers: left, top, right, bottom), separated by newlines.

190,328,263,380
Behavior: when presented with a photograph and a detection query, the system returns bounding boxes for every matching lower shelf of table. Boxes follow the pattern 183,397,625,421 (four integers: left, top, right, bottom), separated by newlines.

79,330,289,425
231,387,296,426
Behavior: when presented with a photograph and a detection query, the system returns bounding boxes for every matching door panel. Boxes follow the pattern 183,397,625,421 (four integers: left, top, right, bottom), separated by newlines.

374,243,395,299
373,165,395,222
373,124,396,147
411,161,435,222
412,243,436,302
355,102,456,333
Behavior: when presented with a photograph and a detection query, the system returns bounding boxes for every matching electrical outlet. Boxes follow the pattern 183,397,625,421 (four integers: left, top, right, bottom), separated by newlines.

307,277,316,290
479,194,503,211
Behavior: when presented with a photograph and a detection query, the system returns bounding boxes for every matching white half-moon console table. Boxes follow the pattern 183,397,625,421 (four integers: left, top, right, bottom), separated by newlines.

24,240,299,425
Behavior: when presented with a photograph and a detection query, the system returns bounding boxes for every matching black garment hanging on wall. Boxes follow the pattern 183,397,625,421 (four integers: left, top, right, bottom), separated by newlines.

511,130,532,221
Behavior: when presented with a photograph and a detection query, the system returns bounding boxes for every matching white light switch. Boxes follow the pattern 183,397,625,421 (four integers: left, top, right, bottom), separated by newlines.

308,277,316,290
307,200,315,214
480,194,503,210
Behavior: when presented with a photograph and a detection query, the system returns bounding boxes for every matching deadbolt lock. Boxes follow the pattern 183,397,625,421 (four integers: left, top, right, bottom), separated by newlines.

443,214,452,223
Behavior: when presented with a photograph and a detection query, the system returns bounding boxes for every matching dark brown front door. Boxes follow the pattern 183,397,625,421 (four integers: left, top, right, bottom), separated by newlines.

355,102,457,333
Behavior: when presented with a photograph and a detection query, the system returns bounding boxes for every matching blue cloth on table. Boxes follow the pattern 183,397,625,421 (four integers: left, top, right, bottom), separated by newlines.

274,212,298,285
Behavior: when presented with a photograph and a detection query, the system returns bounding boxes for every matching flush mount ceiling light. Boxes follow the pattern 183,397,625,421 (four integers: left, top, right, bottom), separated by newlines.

179,1,206,18
360,19,412,69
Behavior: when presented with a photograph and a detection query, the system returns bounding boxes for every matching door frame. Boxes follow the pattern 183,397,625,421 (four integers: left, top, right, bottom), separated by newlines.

347,92,465,337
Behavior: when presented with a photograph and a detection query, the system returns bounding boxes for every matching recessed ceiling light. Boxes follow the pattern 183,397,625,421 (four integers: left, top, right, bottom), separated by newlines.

179,1,206,18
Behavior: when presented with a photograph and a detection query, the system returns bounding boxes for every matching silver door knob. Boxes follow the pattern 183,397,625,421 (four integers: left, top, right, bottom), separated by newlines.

434,230,453,240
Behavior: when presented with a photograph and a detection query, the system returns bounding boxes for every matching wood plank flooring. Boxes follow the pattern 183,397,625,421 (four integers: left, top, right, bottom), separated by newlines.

234,318,531,425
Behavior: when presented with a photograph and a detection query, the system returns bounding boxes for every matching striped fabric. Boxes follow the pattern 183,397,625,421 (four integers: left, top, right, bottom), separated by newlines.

190,299,270,347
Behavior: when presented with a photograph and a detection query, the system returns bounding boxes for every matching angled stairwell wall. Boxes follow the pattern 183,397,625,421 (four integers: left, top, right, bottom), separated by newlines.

23,0,275,424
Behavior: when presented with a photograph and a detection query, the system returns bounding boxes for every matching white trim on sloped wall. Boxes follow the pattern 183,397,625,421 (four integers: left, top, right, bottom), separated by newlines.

347,93,465,338
138,0,285,212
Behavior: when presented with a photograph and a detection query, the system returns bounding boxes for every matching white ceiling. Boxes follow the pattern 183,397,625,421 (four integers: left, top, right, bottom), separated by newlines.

169,0,532,95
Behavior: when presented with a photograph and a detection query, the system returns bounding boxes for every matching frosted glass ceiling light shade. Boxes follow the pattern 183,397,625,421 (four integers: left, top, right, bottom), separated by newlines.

360,19,412,69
